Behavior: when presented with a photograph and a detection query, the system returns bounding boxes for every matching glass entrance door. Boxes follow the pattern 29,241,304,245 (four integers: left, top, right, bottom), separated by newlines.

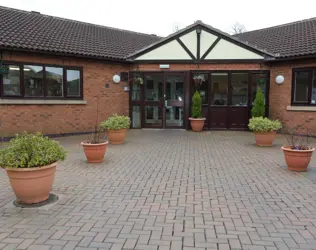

141,72,185,129
143,73,164,128
165,74,185,128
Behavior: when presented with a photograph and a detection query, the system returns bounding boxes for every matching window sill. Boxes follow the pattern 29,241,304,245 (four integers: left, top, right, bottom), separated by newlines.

0,99,87,105
287,106,316,112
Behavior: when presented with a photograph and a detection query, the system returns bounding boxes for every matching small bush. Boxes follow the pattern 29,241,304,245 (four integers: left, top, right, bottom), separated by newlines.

248,117,282,132
251,89,265,117
100,114,131,130
191,91,202,118
0,133,67,168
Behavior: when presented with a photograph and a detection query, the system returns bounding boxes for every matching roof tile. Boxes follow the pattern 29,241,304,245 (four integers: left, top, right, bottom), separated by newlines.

0,6,162,60
234,18,316,58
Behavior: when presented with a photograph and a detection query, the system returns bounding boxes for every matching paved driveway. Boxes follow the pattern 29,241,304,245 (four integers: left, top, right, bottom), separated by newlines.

0,130,316,250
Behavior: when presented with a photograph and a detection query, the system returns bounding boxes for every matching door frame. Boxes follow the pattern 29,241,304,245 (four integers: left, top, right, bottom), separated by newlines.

129,71,188,129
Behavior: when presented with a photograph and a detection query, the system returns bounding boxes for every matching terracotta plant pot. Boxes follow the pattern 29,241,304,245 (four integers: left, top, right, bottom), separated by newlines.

5,162,57,204
281,146,315,172
81,141,108,163
189,118,206,132
107,129,127,144
253,131,277,146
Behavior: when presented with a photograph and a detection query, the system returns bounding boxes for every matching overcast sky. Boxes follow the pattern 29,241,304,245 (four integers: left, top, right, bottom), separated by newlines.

1,0,315,36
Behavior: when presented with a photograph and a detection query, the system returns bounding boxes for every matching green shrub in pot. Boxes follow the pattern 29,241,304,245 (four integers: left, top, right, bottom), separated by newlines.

0,133,66,204
248,117,282,146
100,114,131,144
251,89,265,117
100,114,131,130
191,91,202,118
248,117,282,132
0,133,66,168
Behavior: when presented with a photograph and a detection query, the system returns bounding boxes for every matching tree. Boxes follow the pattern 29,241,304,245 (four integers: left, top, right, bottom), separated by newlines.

232,22,246,34
173,24,180,32
251,89,265,117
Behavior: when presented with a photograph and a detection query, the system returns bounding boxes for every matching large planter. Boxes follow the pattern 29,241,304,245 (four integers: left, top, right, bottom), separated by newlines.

81,141,108,163
281,146,315,172
107,129,127,144
189,118,205,132
5,162,57,204
253,131,277,146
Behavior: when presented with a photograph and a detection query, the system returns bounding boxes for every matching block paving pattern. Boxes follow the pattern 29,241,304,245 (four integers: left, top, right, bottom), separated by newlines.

0,130,316,250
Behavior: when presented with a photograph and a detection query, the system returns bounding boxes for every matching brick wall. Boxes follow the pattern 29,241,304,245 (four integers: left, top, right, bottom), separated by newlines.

133,63,268,71
2,55,316,136
269,59,316,133
0,52,130,137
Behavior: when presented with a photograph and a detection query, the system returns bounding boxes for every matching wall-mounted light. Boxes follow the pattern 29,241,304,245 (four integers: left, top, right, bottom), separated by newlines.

275,75,284,85
112,74,121,84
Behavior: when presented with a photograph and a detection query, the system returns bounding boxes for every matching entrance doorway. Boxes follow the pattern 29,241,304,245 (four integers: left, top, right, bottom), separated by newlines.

130,72,186,129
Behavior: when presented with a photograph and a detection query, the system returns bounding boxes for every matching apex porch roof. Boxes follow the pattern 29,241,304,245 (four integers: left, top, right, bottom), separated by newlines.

128,21,274,62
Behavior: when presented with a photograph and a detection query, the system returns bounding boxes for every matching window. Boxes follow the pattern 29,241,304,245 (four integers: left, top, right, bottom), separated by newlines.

67,70,81,97
46,67,63,97
193,73,208,104
2,65,21,96
292,69,316,105
231,73,248,106
211,73,228,106
251,73,267,104
24,65,44,97
0,63,83,99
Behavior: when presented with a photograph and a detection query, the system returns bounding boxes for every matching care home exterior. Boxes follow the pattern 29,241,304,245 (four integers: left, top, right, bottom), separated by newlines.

1,6,316,137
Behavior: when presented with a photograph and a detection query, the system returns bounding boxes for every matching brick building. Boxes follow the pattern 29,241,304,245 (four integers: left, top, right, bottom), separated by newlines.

0,6,316,136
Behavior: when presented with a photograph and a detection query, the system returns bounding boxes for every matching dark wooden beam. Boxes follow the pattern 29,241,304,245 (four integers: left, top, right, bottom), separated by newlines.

201,37,221,60
176,38,196,60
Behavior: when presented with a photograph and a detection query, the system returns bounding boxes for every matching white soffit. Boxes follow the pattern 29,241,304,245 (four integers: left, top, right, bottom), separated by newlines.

134,40,191,60
179,30,197,58
200,30,218,58
206,39,264,59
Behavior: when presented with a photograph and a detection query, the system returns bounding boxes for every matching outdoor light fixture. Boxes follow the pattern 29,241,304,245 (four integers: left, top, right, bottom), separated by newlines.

275,75,285,85
112,74,121,83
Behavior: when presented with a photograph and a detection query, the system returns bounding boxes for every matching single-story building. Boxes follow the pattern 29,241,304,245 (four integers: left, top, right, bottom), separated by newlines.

0,6,316,137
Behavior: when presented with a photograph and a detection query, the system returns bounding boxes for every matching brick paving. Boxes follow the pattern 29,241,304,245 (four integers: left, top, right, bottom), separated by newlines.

1,130,316,250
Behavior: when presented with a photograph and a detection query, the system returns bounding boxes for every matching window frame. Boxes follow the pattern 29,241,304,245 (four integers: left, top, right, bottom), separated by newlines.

292,68,314,106
0,61,83,100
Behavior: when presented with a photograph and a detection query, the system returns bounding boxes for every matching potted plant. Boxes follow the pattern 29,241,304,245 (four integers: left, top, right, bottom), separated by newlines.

0,133,66,204
100,114,131,144
189,91,205,132
81,126,108,163
193,74,205,86
248,117,282,146
133,77,144,85
81,99,108,163
282,119,315,171
251,88,265,117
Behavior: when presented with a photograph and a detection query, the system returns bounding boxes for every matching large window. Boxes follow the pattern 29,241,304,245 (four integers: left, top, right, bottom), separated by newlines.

0,63,83,99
